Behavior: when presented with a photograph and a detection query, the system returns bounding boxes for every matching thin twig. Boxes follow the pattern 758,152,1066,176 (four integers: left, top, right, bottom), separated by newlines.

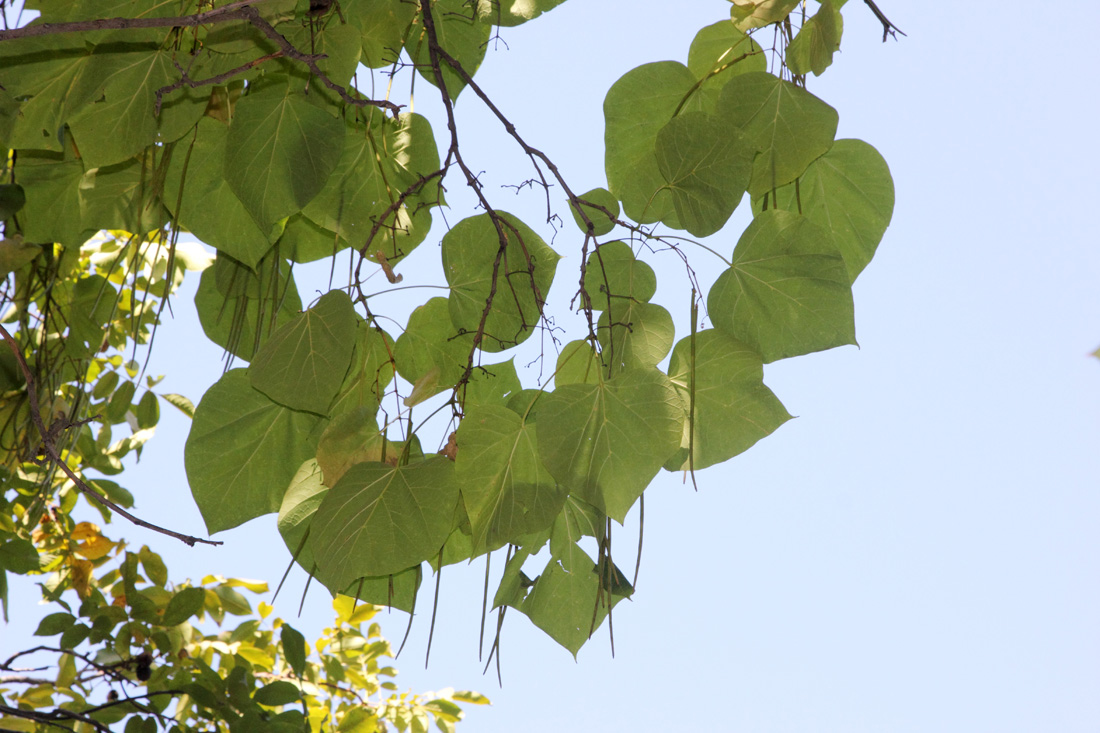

862,0,905,42
0,323,222,547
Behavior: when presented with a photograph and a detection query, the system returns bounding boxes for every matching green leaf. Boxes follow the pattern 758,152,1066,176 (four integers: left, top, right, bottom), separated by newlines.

786,0,843,77
79,153,167,235
138,546,167,587
255,680,301,707
717,72,838,196
343,0,418,68
555,340,602,387
455,405,566,554
488,0,568,27
186,369,325,533
655,110,754,237
224,86,345,231
315,408,395,486
280,625,307,678
582,241,656,307
394,297,472,402
15,147,93,247
707,209,854,362
250,290,358,415
536,368,683,522
309,457,459,587
160,587,206,627
730,0,800,30
68,39,177,168
569,188,619,236
0,184,26,219
596,301,675,375
687,20,766,107
0,237,42,280
214,585,252,615
758,138,894,280
329,321,396,417
604,61,697,224
443,212,560,353
160,393,195,419
664,329,791,471
163,118,278,268
460,358,522,409
408,0,491,99
35,611,75,636
302,112,439,265
0,536,39,573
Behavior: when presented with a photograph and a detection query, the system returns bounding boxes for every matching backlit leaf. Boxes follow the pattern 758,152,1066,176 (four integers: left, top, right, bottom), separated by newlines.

707,209,854,362
536,368,682,522
250,290,358,415
186,370,325,533
309,457,459,586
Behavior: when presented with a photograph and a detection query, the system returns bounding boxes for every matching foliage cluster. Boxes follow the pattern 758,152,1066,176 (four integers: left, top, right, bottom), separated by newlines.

0,0,898,729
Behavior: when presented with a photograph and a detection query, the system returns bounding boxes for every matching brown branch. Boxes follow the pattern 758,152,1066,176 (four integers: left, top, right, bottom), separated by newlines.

0,324,222,548
862,0,905,42
155,53,284,115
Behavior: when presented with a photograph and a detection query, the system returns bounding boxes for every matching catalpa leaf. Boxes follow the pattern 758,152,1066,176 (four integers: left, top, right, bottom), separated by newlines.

443,212,560,352
717,72,838,196
308,457,459,587
583,241,657,305
758,138,894,280
656,110,753,237
225,85,345,230
536,368,682,522
250,290,358,415
604,61,698,224
186,370,324,534
707,209,854,362
455,405,566,555
664,329,791,471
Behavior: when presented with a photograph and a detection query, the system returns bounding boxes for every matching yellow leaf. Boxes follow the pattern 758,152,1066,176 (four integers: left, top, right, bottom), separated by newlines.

70,558,94,598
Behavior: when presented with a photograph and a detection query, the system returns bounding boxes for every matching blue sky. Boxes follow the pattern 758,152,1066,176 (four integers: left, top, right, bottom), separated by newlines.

4,1,1100,731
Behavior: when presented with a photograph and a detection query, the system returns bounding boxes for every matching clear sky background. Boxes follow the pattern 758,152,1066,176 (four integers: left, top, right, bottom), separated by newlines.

4,1,1100,731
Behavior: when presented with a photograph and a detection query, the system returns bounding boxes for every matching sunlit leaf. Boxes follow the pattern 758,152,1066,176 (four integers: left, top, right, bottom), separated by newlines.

309,457,459,586
250,290,358,415
536,368,682,522
717,72,838,196
708,209,854,362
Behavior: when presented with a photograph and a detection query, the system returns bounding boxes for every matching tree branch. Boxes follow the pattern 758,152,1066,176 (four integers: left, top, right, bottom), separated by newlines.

862,0,905,42
0,323,222,548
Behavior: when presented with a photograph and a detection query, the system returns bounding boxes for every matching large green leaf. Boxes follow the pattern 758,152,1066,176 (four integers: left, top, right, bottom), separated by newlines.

717,72,838,196
68,39,178,168
758,139,894,280
488,0,569,26
730,0,801,30
443,212,560,352
455,405,566,555
308,457,459,587
460,358,522,409
604,61,698,224
663,329,791,472
707,209,854,362
163,118,278,268
224,86,345,231
568,187,619,236
0,35,101,151
655,110,754,237
249,290,358,415
393,297,472,404
315,408,397,487
302,112,440,265
276,460,420,611
408,0,491,99
555,341,602,387
536,368,682,522
186,370,325,534
79,153,166,235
